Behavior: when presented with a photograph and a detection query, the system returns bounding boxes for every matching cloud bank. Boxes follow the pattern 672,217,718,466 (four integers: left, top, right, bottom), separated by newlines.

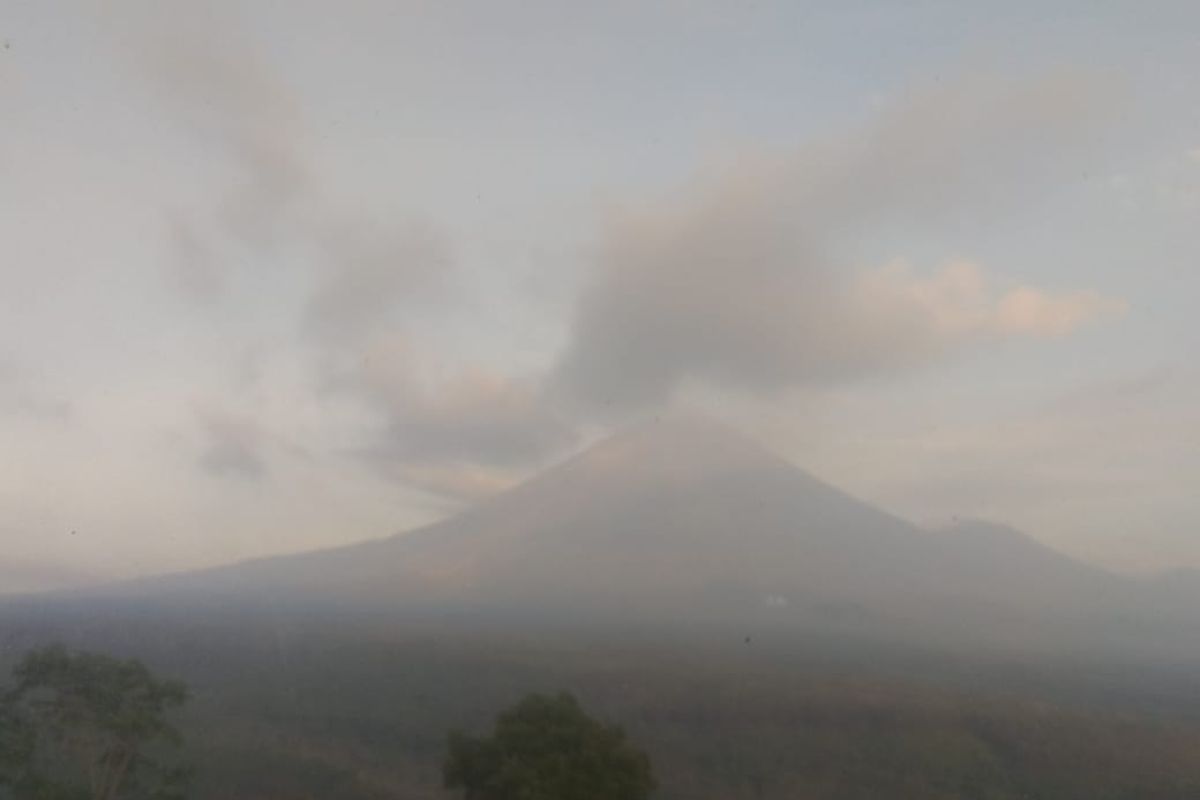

553,73,1124,414
127,24,1131,504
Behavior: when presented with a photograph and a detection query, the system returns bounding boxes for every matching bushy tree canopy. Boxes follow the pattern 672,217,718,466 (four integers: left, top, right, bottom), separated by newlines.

444,692,654,800
0,644,189,800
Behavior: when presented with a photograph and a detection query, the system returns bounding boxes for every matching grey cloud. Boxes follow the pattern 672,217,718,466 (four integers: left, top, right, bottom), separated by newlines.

164,212,224,304
196,407,269,479
136,8,458,345
0,358,72,422
553,72,1124,414
367,369,573,466
133,10,448,308
137,11,483,494
302,219,453,347
342,342,576,498
126,10,310,302
143,12,309,245
373,375,573,468
136,14,487,498
791,70,1118,229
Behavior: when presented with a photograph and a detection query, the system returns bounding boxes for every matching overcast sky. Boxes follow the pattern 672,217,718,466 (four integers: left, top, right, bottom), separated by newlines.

2,1,1198,590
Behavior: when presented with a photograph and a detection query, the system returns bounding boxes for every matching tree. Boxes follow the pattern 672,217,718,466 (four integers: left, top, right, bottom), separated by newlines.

0,644,189,800
443,692,654,800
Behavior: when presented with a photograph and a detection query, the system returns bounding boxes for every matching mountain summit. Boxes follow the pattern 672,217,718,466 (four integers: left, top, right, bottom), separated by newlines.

82,415,1135,643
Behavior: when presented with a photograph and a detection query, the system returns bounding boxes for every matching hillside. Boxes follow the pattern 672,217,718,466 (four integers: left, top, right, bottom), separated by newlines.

23,415,1192,657
7,418,1200,798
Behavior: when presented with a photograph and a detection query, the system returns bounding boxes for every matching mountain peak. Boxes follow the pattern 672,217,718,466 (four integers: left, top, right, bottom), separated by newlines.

568,412,787,482
469,413,788,525
64,408,1121,644
616,411,762,446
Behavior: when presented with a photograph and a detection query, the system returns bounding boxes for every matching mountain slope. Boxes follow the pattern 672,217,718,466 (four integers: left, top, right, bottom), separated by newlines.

65,416,1133,639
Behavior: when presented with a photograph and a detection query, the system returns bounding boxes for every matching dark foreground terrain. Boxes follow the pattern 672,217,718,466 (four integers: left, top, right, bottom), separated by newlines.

4,610,1200,800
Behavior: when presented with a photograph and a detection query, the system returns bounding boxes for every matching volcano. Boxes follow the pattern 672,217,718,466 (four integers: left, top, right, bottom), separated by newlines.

51,414,1161,650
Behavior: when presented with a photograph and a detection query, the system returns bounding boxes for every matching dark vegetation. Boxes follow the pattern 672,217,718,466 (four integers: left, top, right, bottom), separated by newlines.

4,612,1200,800
0,645,189,800
444,692,654,800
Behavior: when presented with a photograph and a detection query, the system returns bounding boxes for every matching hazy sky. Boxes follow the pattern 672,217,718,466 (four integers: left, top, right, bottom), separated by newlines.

2,1,1198,590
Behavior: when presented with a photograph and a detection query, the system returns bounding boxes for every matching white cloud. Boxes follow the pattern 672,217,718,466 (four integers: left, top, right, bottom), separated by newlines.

859,261,1127,339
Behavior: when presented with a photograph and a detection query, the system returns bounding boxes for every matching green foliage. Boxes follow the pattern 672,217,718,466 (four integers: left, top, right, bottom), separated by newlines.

443,692,655,800
0,645,190,800
7,627,1200,799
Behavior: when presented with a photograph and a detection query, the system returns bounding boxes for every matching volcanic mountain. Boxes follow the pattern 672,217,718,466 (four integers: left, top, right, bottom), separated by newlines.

52,414,1175,651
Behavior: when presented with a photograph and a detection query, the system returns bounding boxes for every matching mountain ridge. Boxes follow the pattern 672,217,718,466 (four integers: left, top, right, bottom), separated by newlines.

18,415,1198,658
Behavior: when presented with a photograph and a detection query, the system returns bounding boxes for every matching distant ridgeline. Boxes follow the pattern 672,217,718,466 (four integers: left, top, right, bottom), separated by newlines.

4,419,1200,799
10,416,1200,660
